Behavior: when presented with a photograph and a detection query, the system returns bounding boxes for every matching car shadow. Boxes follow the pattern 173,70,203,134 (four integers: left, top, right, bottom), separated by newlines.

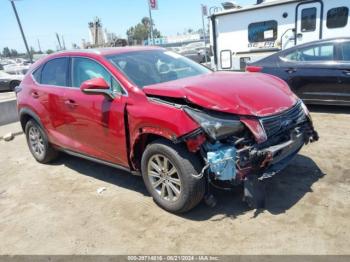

183,154,324,221
308,104,350,114
50,153,324,221
51,154,149,196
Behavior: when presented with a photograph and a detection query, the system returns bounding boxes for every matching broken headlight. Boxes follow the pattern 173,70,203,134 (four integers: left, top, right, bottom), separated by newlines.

300,100,311,119
184,107,245,140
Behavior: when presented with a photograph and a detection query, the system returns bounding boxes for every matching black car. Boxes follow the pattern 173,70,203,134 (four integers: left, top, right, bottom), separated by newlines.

247,38,350,106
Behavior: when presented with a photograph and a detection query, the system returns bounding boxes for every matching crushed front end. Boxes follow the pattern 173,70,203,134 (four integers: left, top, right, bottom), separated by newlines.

183,100,319,208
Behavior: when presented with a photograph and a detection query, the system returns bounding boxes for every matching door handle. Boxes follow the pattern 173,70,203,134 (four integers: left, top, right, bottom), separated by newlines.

285,68,297,74
31,91,39,99
343,70,350,76
64,99,78,107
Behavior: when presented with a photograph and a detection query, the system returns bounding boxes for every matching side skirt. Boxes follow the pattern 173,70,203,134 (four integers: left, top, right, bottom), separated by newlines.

61,149,141,176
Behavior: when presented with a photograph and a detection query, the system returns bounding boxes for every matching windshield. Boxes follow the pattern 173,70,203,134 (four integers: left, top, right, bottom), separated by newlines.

106,50,211,88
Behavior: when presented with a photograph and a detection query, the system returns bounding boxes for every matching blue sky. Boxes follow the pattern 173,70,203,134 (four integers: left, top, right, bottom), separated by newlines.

1,0,254,52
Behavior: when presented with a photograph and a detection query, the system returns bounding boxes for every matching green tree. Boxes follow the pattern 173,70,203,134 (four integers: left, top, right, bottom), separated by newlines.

141,17,150,28
10,49,18,57
46,49,54,54
153,29,161,38
126,17,162,45
2,47,11,57
133,23,149,43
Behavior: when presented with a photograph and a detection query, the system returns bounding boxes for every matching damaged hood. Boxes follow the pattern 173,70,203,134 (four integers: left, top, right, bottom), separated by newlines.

143,71,297,117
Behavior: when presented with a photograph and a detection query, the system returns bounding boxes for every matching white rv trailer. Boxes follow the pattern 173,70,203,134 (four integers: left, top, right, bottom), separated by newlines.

209,0,350,70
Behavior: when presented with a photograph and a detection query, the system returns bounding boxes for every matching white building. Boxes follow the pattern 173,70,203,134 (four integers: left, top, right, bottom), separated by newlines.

88,17,105,46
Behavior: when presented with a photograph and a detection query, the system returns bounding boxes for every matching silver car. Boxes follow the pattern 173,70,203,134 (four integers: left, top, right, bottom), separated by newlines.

0,70,23,92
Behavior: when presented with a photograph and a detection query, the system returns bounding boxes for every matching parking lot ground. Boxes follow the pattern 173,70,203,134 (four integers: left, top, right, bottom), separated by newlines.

0,122,22,140
0,106,349,255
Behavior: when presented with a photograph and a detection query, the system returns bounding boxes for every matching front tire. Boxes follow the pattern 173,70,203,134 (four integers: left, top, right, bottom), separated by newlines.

141,139,205,213
25,120,58,163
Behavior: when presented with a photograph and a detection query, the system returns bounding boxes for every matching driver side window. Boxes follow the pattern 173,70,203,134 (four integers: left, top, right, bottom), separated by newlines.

72,57,124,94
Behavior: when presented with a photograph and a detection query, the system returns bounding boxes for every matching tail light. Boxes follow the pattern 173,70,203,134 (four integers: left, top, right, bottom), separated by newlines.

246,65,263,72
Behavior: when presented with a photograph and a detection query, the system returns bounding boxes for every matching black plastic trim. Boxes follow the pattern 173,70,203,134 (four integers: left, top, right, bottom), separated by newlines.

62,149,132,173
19,108,44,131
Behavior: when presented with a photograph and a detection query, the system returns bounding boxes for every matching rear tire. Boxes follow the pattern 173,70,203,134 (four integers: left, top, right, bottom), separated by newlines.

141,139,205,213
25,120,58,163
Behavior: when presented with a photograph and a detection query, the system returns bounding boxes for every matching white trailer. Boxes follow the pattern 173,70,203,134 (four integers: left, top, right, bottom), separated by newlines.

210,0,350,70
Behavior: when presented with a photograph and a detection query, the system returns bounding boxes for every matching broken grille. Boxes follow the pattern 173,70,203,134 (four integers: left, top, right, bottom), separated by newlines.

260,102,306,138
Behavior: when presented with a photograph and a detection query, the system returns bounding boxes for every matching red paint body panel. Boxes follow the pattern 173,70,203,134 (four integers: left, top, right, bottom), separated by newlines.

80,77,110,90
126,96,200,166
240,117,267,144
143,71,297,117
62,88,129,165
17,48,300,170
17,77,73,149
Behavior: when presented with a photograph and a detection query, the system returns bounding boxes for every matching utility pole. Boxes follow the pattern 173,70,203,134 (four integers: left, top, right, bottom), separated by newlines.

148,5,154,45
56,33,62,50
201,4,208,64
10,0,33,63
62,35,66,50
147,0,158,45
37,39,42,53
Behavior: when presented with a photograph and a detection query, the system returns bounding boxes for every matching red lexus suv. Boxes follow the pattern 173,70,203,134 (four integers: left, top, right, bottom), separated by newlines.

16,47,318,213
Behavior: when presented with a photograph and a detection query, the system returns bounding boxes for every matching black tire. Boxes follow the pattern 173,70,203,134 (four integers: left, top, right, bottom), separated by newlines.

25,120,58,163
141,139,205,213
9,81,20,91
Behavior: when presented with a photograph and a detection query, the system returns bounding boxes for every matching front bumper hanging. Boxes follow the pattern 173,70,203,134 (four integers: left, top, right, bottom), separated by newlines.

204,123,319,183
251,125,318,180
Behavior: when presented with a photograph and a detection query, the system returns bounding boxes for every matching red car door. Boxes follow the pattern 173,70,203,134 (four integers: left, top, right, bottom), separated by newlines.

33,57,73,148
62,57,129,167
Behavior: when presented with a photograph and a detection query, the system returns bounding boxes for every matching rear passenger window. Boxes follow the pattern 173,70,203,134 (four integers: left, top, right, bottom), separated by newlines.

340,42,350,61
301,8,317,32
41,58,68,86
32,66,42,83
282,50,300,61
282,44,335,62
327,7,348,29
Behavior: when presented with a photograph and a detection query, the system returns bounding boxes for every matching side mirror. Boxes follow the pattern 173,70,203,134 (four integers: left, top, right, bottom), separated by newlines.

80,77,115,99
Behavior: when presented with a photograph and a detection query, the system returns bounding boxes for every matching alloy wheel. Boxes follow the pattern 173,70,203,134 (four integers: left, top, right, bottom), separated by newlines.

147,154,181,202
28,126,45,159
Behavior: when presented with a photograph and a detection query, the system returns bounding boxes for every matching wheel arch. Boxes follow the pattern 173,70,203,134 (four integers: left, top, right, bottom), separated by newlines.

130,130,178,171
19,108,44,132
